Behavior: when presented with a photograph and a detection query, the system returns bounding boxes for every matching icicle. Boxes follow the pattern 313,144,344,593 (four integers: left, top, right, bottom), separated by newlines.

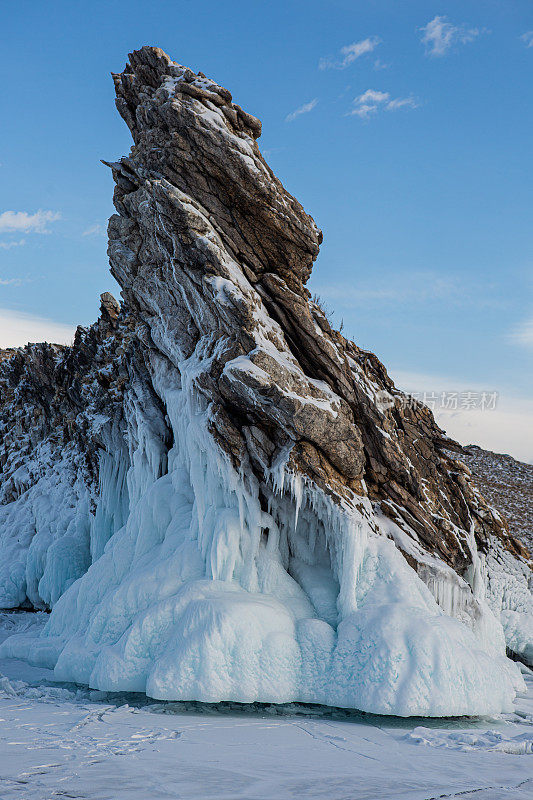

466,521,486,602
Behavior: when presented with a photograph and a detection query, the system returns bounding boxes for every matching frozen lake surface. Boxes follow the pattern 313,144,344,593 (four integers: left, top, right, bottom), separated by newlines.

0,611,531,799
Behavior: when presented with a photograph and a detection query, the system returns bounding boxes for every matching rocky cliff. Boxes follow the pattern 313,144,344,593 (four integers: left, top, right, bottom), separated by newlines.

0,47,531,714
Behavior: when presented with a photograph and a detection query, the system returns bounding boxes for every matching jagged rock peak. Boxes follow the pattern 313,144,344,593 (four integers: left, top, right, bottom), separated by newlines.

0,47,530,714
114,46,262,138
109,46,322,292
100,291,120,322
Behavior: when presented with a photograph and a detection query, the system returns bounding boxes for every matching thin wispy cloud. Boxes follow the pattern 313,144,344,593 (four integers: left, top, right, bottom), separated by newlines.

285,98,318,123
508,317,533,348
82,223,106,237
0,239,26,250
0,308,75,348
319,36,380,70
349,89,419,119
520,31,533,48
314,273,459,305
0,277,29,286
0,210,61,235
420,16,485,57
312,273,505,318
386,97,418,111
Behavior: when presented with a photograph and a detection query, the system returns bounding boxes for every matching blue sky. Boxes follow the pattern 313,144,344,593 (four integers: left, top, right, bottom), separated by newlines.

1,1,532,459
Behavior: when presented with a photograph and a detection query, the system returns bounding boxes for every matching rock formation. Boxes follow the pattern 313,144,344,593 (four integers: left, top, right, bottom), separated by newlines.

0,47,531,714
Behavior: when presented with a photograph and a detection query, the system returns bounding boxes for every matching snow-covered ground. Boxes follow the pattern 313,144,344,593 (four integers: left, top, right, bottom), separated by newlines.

0,612,531,799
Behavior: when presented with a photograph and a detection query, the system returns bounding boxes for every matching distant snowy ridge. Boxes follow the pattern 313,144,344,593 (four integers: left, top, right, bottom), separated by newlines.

462,445,533,552
0,47,531,715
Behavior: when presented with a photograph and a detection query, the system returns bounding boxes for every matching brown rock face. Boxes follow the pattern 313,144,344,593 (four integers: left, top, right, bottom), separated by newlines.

106,46,524,579
111,47,320,292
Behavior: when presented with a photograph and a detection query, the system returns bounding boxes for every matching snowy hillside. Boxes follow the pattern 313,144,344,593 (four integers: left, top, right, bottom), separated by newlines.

0,47,531,717
462,445,533,553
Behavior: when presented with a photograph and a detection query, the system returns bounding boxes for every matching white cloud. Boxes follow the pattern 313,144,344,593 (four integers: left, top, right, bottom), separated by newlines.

82,223,106,237
391,369,533,464
349,89,419,118
0,210,61,235
319,36,380,70
0,239,26,250
508,317,533,348
358,89,389,104
350,88,389,118
285,98,319,123
520,31,533,48
0,308,75,348
420,15,484,57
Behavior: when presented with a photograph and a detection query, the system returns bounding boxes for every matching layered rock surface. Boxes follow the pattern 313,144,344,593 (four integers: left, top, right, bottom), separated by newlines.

0,47,531,714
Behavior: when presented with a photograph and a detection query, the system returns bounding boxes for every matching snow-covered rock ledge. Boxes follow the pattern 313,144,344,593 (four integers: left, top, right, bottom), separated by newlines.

0,47,531,716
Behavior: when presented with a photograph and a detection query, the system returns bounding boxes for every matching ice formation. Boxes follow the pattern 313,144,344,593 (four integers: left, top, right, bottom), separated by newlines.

0,47,531,716
1,360,523,715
